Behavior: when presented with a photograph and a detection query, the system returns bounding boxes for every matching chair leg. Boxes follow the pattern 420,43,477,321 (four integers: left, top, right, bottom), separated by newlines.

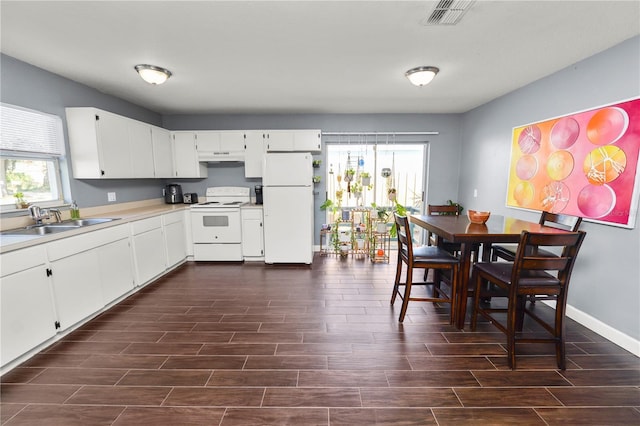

391,256,403,305
555,294,567,370
470,270,481,331
398,266,413,322
507,294,518,370
449,265,458,325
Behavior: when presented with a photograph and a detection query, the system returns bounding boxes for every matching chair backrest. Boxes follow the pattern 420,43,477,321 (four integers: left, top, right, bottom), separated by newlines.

394,213,413,259
539,211,582,232
512,231,586,290
428,204,460,216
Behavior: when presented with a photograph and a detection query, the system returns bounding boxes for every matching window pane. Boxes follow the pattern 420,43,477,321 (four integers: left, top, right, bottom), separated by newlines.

0,157,60,206
325,143,425,217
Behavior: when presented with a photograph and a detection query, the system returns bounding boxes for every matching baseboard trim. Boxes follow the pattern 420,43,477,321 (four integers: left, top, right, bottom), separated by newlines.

544,301,640,357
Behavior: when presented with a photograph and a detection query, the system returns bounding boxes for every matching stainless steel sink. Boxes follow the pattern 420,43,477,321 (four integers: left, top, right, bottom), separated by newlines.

1,218,119,237
2,225,80,236
51,218,119,227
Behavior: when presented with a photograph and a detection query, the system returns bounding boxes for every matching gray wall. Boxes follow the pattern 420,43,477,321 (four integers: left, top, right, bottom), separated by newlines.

459,36,640,341
1,54,165,207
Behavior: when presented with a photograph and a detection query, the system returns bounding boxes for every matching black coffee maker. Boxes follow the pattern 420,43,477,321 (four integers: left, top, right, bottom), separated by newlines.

254,185,263,205
164,184,183,204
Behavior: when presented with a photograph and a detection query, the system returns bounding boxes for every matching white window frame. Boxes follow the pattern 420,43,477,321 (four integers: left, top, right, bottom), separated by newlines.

1,103,66,212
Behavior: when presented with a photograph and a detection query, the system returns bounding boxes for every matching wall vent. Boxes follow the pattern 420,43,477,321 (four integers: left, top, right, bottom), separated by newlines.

421,0,476,26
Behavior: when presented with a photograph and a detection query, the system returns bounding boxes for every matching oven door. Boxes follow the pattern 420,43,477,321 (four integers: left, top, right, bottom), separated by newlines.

191,208,241,243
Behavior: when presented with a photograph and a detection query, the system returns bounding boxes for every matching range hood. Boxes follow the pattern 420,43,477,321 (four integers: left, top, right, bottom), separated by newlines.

198,150,245,162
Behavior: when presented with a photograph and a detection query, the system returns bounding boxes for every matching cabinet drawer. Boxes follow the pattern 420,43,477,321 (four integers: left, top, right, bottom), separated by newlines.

130,216,163,235
0,245,47,277
162,210,185,226
241,208,263,220
47,224,130,261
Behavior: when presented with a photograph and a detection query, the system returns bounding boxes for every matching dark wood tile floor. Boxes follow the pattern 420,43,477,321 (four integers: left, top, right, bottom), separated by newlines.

2,254,639,425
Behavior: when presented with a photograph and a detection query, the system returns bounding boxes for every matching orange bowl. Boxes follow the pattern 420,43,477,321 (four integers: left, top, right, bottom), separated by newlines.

467,210,491,224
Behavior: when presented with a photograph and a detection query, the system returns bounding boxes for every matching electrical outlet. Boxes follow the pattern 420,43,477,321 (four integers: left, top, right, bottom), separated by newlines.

473,189,478,198
107,192,116,202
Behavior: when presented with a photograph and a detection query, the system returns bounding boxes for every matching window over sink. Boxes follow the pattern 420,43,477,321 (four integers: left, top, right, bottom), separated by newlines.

0,103,65,210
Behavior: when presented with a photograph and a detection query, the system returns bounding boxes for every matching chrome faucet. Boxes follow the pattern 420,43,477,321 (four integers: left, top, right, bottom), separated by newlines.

28,205,48,225
49,208,62,223
28,205,61,224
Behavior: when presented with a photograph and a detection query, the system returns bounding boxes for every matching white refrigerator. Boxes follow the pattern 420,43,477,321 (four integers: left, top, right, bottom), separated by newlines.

262,152,314,264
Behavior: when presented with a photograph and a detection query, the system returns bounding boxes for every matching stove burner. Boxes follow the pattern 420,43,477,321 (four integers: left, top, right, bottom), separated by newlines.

198,201,220,205
223,201,242,205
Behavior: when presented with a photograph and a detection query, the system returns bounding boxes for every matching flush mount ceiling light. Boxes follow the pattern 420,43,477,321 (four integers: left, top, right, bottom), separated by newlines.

405,66,439,86
134,64,172,85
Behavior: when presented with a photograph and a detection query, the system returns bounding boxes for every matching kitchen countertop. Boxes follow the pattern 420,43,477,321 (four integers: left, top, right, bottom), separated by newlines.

0,199,190,254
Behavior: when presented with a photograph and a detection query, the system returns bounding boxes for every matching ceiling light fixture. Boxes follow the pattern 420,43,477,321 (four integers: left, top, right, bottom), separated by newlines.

134,64,172,85
405,66,439,87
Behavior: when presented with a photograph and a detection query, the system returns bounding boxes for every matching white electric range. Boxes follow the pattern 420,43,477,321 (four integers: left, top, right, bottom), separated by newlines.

190,186,250,261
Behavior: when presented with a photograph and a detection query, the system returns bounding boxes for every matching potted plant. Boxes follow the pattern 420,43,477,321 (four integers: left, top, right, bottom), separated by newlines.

312,159,322,168
388,187,397,201
14,192,28,209
312,175,321,183
371,203,389,233
446,199,464,215
360,171,371,187
320,198,340,222
344,168,356,182
351,182,363,200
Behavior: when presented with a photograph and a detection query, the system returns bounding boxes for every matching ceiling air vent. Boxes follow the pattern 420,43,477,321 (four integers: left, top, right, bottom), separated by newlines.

421,0,476,26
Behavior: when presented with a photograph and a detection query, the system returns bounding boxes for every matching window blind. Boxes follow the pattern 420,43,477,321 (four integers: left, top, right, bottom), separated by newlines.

1,104,63,155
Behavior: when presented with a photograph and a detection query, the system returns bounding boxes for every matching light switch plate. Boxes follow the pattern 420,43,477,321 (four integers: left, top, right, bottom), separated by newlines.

107,192,116,202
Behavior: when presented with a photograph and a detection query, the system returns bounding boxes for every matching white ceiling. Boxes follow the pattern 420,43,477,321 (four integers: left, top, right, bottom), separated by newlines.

1,1,638,115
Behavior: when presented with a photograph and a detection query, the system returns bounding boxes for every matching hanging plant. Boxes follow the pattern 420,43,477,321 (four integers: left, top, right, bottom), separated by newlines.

381,168,392,178
312,159,322,168
344,168,355,182
388,188,397,201
360,172,371,187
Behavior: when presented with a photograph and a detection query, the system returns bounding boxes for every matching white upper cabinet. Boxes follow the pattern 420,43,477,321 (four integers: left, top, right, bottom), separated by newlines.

129,119,155,178
244,131,265,178
66,107,158,179
196,131,245,161
151,126,174,178
172,131,208,178
264,130,321,153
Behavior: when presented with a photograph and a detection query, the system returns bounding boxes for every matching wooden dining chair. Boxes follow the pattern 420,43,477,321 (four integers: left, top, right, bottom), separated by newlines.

391,213,460,323
492,211,582,262
470,230,586,369
426,204,460,247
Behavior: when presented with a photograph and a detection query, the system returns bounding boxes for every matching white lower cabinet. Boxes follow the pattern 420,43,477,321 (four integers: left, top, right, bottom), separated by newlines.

49,249,104,332
163,211,187,268
241,207,264,259
98,237,135,305
0,246,57,368
131,217,167,286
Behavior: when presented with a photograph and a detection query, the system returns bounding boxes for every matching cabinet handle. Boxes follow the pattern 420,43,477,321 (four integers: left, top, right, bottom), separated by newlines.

101,170,105,176
46,268,52,277
54,321,61,329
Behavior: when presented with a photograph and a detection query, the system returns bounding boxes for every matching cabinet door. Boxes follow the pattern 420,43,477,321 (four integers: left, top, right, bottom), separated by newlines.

1,266,57,367
172,132,207,178
50,250,104,331
219,131,245,152
152,126,174,178
129,120,154,178
294,130,322,153
244,131,265,178
96,111,133,178
242,209,264,258
195,131,220,152
265,130,294,151
164,219,186,268
98,238,135,305
132,227,167,286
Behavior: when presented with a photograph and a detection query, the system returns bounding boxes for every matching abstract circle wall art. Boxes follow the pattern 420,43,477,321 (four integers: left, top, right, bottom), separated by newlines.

507,97,640,228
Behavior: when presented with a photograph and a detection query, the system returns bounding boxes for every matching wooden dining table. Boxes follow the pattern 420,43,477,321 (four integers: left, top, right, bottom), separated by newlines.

409,214,570,329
